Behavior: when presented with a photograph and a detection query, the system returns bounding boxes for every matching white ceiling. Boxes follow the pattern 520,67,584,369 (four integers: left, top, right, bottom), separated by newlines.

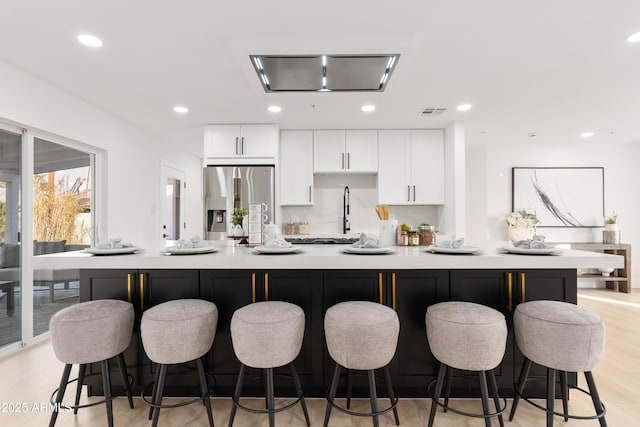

2,1,640,156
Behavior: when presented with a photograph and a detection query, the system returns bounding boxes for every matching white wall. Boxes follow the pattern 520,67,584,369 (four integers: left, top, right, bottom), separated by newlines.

467,139,640,287
0,60,203,249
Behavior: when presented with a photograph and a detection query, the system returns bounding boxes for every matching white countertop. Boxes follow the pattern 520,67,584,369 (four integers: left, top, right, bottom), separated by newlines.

32,240,624,270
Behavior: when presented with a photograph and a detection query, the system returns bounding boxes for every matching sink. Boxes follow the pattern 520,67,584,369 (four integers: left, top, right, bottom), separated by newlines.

285,237,359,244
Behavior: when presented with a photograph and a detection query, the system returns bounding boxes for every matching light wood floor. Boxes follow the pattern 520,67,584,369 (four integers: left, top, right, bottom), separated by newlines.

1,288,638,426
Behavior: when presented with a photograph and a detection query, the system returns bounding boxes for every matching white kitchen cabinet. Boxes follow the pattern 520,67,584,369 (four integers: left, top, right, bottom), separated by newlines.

313,130,378,173
378,129,444,205
279,131,314,205
204,124,278,163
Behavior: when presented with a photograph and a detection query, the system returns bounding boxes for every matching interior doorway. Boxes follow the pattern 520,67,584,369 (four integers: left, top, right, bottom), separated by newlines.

160,161,185,241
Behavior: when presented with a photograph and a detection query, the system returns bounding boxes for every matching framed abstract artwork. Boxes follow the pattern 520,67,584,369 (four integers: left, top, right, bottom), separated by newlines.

512,167,604,227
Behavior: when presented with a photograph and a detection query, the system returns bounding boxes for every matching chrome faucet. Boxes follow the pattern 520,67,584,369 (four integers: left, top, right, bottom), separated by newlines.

343,186,350,234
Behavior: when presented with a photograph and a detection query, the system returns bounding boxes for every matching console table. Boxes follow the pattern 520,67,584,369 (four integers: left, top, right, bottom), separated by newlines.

565,243,631,293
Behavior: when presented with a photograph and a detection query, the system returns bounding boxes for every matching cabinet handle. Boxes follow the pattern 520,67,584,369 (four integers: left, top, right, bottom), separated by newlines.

251,273,256,303
347,152,350,169
413,185,416,201
309,185,312,202
378,273,384,305
506,272,513,311
241,137,245,155
127,273,133,303
520,272,526,303
235,137,239,155
139,273,145,311
264,273,269,301
391,273,397,311
407,185,411,202
342,153,345,170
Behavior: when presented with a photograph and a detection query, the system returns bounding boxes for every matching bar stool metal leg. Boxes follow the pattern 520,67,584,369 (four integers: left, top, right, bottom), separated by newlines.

443,365,454,412
346,369,353,409
428,363,447,427
383,366,400,426
266,368,275,427
487,369,505,427
478,370,492,427
560,370,569,422
546,368,556,427
585,371,608,427
228,363,246,427
101,359,114,427
149,364,161,420
49,364,72,427
196,358,215,427
367,369,380,427
323,364,342,427
151,364,168,427
74,364,86,415
290,363,310,426
509,357,532,421
114,354,134,409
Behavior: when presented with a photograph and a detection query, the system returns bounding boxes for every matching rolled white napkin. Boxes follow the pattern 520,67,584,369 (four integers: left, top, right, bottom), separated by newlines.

96,238,133,249
351,232,381,248
437,238,464,248
175,235,208,249
264,236,292,248
514,235,547,249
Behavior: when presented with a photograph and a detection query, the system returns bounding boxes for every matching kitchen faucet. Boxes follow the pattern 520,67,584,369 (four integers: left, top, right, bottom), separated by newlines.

343,186,350,234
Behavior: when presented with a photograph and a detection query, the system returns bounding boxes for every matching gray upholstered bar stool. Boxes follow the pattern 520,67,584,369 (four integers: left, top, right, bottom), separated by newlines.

509,300,607,427
49,299,135,427
141,299,218,427
323,301,400,427
228,301,310,427
426,301,507,427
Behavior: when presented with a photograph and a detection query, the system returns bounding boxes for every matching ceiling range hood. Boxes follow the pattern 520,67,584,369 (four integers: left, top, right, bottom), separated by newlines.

250,54,399,92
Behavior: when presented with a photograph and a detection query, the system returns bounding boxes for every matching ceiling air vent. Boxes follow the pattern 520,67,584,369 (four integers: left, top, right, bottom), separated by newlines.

419,108,447,116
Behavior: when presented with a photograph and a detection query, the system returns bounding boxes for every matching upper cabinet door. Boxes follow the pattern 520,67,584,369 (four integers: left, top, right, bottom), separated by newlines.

313,130,346,173
280,131,314,206
410,130,444,204
204,124,278,163
313,130,378,173
345,130,378,173
378,130,412,204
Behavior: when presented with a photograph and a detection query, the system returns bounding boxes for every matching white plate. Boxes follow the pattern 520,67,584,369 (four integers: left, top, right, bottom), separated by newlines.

500,246,559,255
253,246,302,254
340,247,395,255
165,246,218,255
84,246,142,255
427,245,480,254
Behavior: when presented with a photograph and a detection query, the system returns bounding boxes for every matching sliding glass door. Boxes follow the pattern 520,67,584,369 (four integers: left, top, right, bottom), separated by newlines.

0,127,22,349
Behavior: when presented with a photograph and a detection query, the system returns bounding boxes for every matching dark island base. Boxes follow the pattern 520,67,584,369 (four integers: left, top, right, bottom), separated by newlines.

79,268,577,399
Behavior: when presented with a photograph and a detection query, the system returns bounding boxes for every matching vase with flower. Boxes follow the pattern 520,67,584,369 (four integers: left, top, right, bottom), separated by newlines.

506,209,540,243
603,212,619,244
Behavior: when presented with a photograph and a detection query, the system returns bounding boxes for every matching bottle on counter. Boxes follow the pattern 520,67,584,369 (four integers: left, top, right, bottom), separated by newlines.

298,222,310,235
408,230,419,246
418,224,436,246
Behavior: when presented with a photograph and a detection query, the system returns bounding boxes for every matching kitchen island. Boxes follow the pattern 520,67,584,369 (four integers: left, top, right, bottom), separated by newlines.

34,241,624,399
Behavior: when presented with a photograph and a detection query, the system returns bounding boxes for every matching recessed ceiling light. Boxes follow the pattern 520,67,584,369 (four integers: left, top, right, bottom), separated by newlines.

361,104,375,112
626,32,640,42
77,34,103,47
267,105,282,113
456,104,472,111
173,106,189,114
580,131,594,138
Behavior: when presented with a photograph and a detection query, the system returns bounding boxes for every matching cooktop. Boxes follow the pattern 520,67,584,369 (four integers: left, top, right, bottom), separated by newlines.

284,237,360,245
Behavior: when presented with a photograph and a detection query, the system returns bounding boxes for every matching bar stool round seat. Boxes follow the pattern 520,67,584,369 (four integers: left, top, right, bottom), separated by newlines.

323,301,401,427
509,300,607,426
425,301,507,427
49,299,135,427
141,299,218,427
229,301,310,427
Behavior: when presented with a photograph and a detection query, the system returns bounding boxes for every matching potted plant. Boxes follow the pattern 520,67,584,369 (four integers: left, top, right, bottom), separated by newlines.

506,209,540,243
231,208,248,236
603,212,619,244
604,212,618,231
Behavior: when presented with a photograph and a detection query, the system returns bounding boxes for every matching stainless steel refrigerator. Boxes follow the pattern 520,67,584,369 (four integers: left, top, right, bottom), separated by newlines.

203,165,275,239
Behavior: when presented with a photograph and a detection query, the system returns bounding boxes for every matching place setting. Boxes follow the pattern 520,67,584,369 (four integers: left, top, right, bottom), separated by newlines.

83,237,144,255
252,226,302,254
425,237,481,255
340,233,395,255
164,236,218,255
500,235,560,255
